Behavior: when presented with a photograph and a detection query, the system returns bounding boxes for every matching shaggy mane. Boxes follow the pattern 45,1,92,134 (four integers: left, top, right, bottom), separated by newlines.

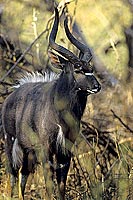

14,71,58,88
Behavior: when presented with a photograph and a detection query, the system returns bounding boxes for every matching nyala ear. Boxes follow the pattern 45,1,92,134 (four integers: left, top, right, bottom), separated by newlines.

48,50,67,70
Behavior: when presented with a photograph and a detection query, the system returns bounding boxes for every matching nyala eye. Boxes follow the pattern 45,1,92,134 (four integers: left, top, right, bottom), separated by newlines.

89,66,93,73
74,63,81,68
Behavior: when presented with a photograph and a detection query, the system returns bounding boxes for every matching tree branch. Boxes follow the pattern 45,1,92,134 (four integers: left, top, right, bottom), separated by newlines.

111,109,133,134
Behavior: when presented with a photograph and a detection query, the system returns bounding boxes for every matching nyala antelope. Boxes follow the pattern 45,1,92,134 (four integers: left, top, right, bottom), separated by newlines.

2,7,101,200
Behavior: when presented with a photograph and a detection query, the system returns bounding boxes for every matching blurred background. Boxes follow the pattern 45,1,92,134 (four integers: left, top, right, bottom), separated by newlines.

0,0,133,199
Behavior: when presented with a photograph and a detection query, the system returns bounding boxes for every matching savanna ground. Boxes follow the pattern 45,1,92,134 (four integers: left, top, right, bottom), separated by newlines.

0,0,133,199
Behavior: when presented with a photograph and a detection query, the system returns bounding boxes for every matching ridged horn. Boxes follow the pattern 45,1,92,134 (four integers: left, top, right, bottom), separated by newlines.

49,7,81,65
64,17,92,63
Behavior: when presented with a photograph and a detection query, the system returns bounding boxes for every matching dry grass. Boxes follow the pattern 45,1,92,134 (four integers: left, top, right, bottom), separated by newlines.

0,83,132,199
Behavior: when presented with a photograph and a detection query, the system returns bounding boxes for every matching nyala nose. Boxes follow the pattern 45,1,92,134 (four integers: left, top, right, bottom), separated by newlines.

94,83,101,92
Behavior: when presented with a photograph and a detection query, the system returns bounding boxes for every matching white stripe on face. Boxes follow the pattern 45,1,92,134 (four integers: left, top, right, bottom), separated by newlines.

85,73,94,76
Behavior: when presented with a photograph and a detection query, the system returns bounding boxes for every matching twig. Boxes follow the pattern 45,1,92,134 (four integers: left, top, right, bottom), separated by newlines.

80,131,94,150
0,28,50,83
104,159,119,179
111,109,133,134
0,1,72,83
3,58,32,73
0,81,13,86
0,91,12,97
74,147,94,199
32,8,42,66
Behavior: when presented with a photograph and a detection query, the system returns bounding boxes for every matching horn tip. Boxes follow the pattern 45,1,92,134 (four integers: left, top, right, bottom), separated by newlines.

54,2,58,9
54,4,58,14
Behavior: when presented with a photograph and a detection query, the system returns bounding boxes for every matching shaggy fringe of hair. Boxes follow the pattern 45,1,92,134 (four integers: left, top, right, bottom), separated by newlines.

12,138,23,169
56,124,66,154
14,71,58,88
